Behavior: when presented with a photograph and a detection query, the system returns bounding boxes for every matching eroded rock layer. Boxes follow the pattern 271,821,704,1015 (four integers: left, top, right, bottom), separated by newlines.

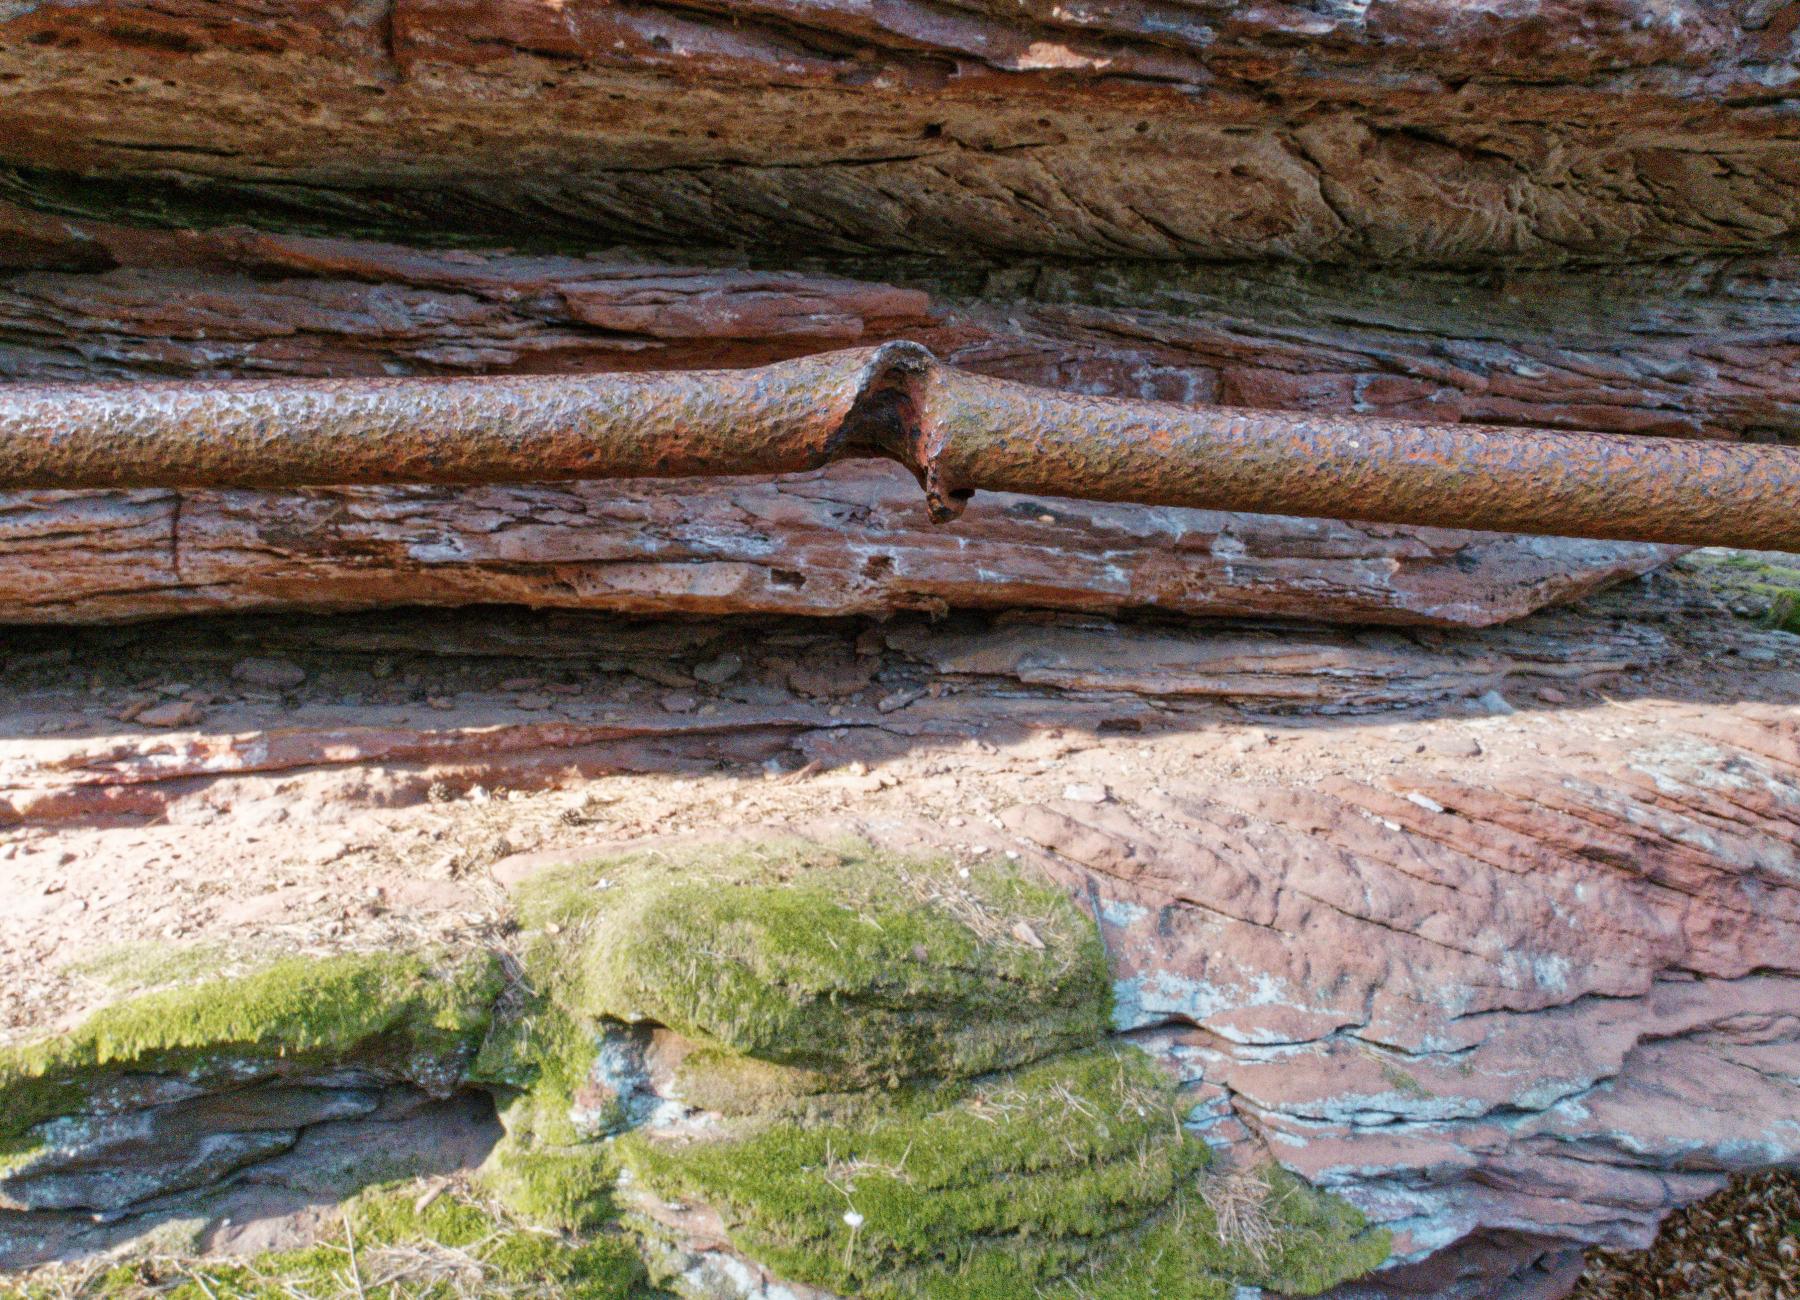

2,2,1798,1294
16,205,1798,625
0,559,1796,1297
3,0,1798,264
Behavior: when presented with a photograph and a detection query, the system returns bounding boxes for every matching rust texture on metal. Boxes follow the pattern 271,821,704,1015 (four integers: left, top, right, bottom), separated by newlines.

0,340,1795,551
0,348,891,489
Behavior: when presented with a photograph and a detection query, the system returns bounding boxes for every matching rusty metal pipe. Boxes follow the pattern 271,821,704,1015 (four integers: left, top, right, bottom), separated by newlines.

0,340,1795,551
0,348,897,489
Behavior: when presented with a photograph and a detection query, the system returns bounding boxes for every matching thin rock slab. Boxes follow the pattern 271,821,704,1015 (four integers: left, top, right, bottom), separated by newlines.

0,467,1678,626
0,603,1679,825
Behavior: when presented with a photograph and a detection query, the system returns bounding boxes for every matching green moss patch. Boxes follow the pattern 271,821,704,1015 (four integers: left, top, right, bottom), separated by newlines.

16,1180,655,1300
61,941,238,995
468,986,624,1230
1681,551,1800,632
619,1047,1389,1299
4,840,1391,1300
482,1080,623,1232
1054,1163,1395,1300
513,839,1111,1086
667,1046,846,1118
0,950,503,1140
475,839,1113,1240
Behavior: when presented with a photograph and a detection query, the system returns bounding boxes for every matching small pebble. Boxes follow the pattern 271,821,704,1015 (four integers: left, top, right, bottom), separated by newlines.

114,694,158,722
877,687,926,713
1427,735,1483,759
136,699,205,728
1475,690,1516,716
693,654,743,685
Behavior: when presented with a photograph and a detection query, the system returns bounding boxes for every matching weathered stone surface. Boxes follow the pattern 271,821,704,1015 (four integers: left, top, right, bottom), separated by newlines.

1005,713,1800,1297
2,0,1796,265
4,207,1764,626
0,1091,502,1269
2,1086,384,1214
883,610,1672,712
0,470,1682,626
0,604,1677,825
4,209,1796,446
2,1,1791,1292
0,565,1795,1294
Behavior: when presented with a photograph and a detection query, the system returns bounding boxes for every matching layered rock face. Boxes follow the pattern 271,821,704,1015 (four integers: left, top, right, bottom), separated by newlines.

0,565,1797,1297
1,3,1798,624
2,1,1798,1296
1014,715,1800,1296
0,203,1759,625
3,0,1797,264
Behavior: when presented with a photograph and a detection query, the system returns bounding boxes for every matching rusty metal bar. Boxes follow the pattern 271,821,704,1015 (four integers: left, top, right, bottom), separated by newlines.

0,340,1795,551
0,348,892,489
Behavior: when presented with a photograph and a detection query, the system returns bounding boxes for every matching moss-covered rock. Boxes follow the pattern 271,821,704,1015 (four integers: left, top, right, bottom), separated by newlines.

483,1082,624,1232
618,1047,1390,1300
477,839,1387,1299
1,841,1391,1300
511,839,1112,1086
467,987,628,1230
1679,550,1800,631
667,1046,845,1118
0,950,503,1144
477,839,1116,1243
14,1179,657,1299
0,949,504,1218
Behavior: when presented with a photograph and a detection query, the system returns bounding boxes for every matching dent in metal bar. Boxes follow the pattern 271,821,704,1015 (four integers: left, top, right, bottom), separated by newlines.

0,340,1796,552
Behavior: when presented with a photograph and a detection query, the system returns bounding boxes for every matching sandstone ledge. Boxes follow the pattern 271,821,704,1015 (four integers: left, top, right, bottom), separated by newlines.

0,558,1795,1297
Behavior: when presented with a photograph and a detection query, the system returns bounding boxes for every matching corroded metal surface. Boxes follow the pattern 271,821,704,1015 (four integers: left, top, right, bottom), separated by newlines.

1,340,1796,550
901,349,1800,549
0,349,892,489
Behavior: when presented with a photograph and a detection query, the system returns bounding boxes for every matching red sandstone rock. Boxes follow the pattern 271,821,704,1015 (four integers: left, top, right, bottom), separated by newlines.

0,3,1794,1293
1001,704,1800,1296
0,578,1795,1295
27,206,1800,627
0,464,1685,627
4,211,1795,447
1,1,1796,265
